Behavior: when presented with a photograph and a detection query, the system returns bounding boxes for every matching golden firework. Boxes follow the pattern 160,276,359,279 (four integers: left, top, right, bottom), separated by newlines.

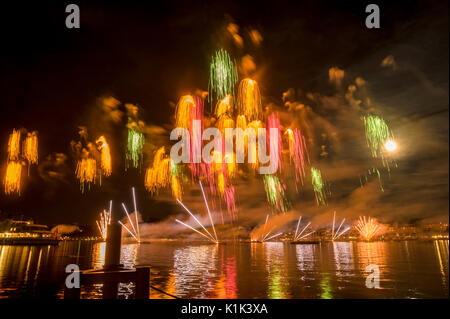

355,216,382,241
23,131,38,165
237,79,262,121
144,147,171,194
7,129,21,161
4,161,22,195
96,136,112,176
215,95,233,118
175,95,195,129
76,158,97,191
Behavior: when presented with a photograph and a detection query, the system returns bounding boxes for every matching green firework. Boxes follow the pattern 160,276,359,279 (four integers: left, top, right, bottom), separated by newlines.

263,175,290,212
311,167,326,206
126,129,145,169
363,115,393,158
208,49,238,105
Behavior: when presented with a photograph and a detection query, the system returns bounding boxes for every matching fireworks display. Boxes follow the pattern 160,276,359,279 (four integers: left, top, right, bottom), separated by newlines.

311,167,327,206
0,19,415,248
96,207,111,241
285,128,309,190
76,158,97,192
96,136,112,177
4,161,22,195
120,188,141,242
4,128,38,195
263,175,290,212
145,147,171,194
126,129,145,169
22,131,38,165
215,95,233,118
7,129,21,161
209,49,238,105
237,79,262,121
363,115,394,160
355,216,382,241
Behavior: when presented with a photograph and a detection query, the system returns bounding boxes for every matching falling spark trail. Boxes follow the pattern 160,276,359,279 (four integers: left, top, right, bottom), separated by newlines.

294,216,302,240
23,131,38,165
132,187,140,241
4,161,22,195
199,181,218,241
295,222,311,240
265,232,283,241
126,129,145,169
122,203,138,239
7,129,21,161
119,221,139,241
311,167,326,205
96,136,111,176
175,219,215,242
209,49,238,105
176,199,216,242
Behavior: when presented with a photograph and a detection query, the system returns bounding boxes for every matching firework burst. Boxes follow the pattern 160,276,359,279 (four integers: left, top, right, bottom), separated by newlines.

311,167,327,206
96,208,111,241
4,161,22,195
7,129,21,161
355,216,382,241
285,128,309,190
76,158,97,192
208,49,238,105
96,136,112,177
145,147,171,194
22,131,38,165
363,115,394,163
237,79,262,121
126,129,144,169
263,175,290,212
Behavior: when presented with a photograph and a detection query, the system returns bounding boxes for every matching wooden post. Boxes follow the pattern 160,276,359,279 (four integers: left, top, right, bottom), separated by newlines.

104,223,122,269
135,267,150,299
64,282,81,299
103,281,119,299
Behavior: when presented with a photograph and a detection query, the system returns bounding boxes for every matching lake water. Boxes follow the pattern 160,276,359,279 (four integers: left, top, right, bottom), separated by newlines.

0,240,448,299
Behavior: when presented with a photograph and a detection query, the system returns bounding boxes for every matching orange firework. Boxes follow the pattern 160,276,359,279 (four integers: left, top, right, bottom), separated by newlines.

96,136,112,176
23,131,38,165
144,147,171,194
76,158,97,192
236,115,247,130
224,152,236,179
171,175,182,200
175,95,195,129
217,172,225,196
355,216,382,241
4,161,22,195
215,95,233,118
216,115,235,136
7,129,21,161
237,79,262,121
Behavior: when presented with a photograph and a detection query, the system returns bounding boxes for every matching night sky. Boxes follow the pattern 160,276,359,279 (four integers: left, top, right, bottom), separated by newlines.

0,0,448,230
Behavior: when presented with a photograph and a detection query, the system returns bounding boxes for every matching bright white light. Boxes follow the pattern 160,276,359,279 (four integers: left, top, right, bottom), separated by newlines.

385,140,397,152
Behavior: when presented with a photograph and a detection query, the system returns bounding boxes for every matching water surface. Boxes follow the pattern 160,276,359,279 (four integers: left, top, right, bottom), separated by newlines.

0,240,448,299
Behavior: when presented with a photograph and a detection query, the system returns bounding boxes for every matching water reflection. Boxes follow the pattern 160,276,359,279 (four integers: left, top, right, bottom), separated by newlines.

0,240,448,299
172,244,218,298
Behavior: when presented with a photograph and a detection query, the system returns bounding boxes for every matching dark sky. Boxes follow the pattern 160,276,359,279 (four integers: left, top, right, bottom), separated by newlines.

0,0,448,228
